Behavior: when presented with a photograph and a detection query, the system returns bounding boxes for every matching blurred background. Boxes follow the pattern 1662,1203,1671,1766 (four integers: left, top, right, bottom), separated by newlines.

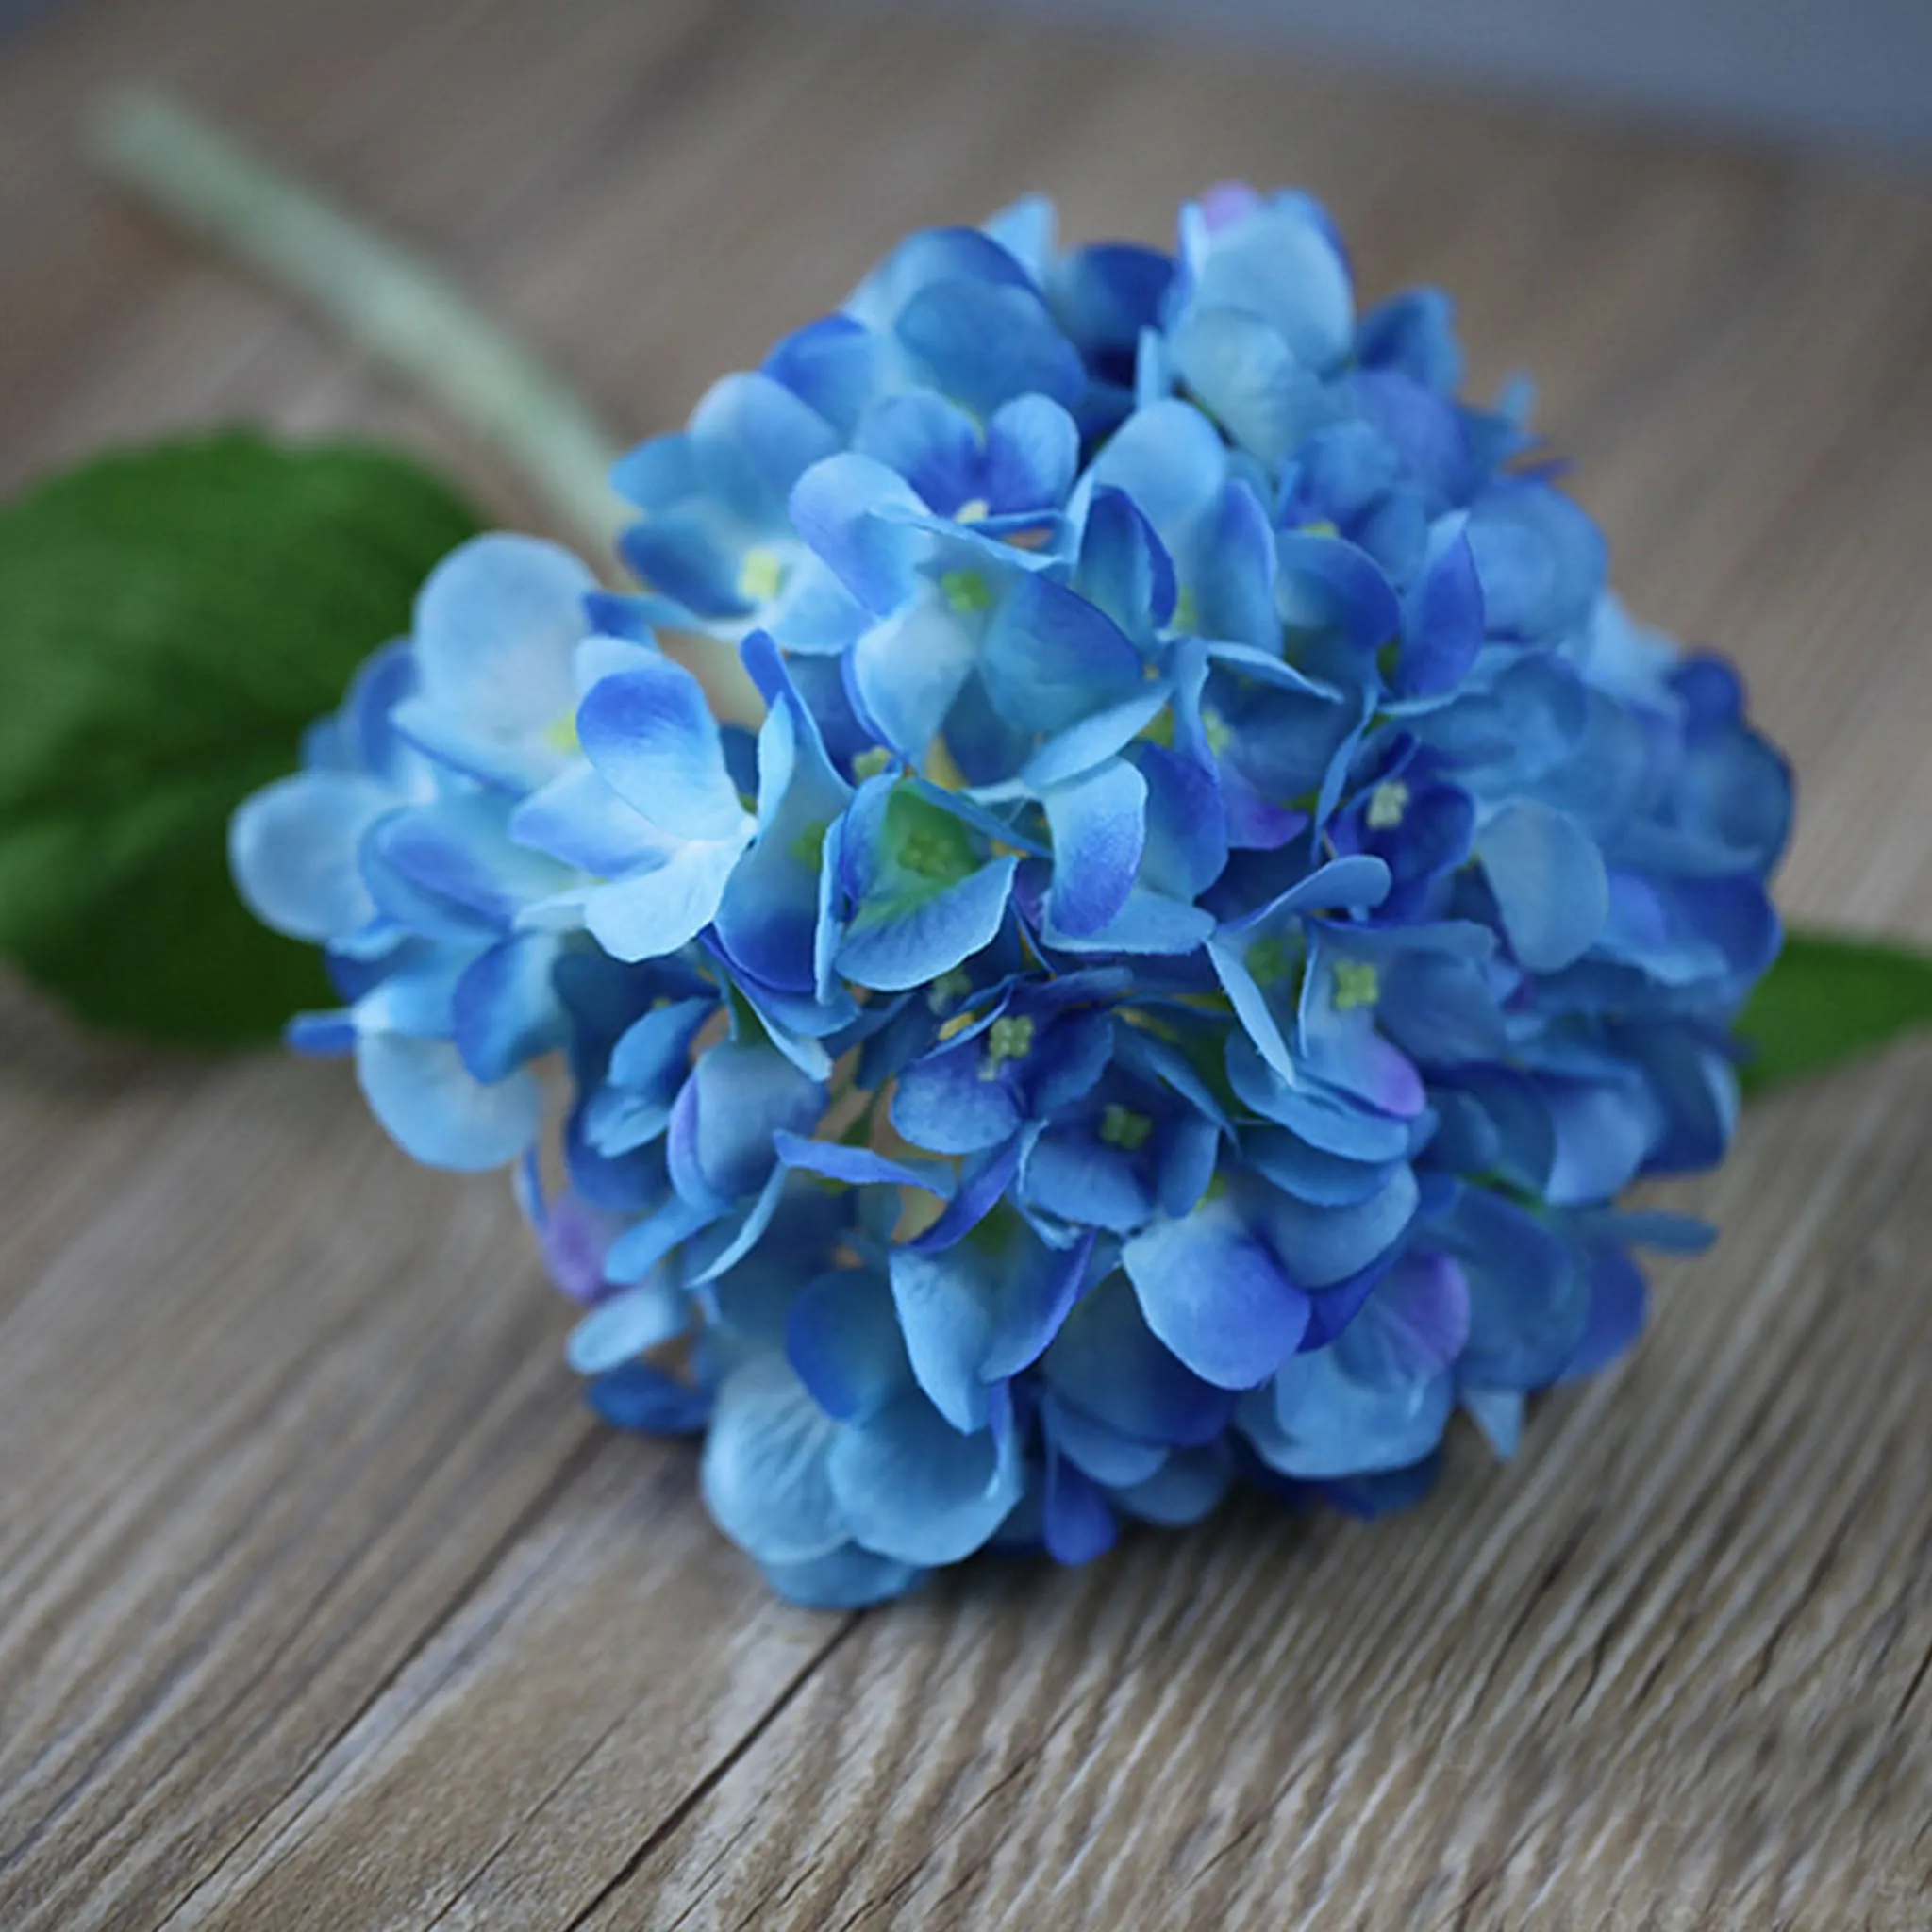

902,0,1932,158
6,0,1932,157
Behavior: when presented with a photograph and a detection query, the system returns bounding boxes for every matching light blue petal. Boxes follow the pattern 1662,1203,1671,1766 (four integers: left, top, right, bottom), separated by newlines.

689,369,842,526
1189,196,1354,372
510,761,674,878
1257,1353,1452,1478
760,1544,923,1609
602,1194,720,1285
608,995,715,1095
1224,1036,1415,1160
849,592,980,756
565,1278,687,1374
837,855,1018,991
1241,1128,1405,1207
1476,801,1608,974
789,451,929,616
408,532,593,758
1046,889,1213,957
889,1223,1090,1430
567,834,747,962
1044,758,1146,939
984,393,1080,509
577,659,752,843
1019,685,1172,791
366,794,575,935
772,1130,954,1197
826,1387,1024,1566
1463,1387,1524,1458
230,771,392,941
1173,308,1328,468
683,1040,826,1202
891,1036,1024,1155
1083,399,1224,557
355,1031,540,1172
700,1356,850,1565
1123,1195,1309,1389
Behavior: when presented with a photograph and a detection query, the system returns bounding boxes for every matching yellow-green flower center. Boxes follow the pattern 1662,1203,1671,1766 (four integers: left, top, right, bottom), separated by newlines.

979,1013,1035,1078
941,568,994,616
789,820,829,869
1366,779,1409,830
1099,1103,1154,1151
1331,960,1381,1011
738,546,786,605
1246,935,1295,987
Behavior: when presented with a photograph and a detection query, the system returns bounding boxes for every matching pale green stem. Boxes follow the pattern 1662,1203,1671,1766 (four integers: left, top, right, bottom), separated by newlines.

89,89,628,562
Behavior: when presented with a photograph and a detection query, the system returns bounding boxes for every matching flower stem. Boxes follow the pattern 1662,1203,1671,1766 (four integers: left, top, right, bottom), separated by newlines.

89,89,628,563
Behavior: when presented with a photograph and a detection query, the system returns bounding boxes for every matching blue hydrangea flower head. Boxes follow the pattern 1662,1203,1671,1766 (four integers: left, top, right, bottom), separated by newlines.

234,188,1790,1606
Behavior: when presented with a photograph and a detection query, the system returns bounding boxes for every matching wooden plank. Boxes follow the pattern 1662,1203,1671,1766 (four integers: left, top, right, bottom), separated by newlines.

2,0,1931,1924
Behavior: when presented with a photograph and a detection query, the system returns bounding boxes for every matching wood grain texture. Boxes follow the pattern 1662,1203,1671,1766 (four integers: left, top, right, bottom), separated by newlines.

2,0,1931,1925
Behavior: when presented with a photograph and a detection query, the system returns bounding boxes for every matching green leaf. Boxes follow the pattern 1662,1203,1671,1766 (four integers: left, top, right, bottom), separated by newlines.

0,431,483,1045
1737,928,1932,1096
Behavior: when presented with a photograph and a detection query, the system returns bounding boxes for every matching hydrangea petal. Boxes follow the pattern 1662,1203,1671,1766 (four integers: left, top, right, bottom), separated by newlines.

355,1032,540,1172
827,1385,1024,1566
700,1356,849,1566
1476,801,1609,973
1123,1195,1309,1389
577,660,752,843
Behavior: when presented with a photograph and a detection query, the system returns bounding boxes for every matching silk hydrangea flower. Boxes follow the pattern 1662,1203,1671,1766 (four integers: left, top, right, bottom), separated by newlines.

233,185,1791,1607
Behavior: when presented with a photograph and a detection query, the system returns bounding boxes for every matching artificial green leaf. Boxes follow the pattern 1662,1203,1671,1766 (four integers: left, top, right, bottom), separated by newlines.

0,431,483,1045
1737,928,1932,1096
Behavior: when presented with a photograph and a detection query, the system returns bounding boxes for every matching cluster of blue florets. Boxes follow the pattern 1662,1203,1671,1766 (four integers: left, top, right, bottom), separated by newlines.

232,185,1790,1606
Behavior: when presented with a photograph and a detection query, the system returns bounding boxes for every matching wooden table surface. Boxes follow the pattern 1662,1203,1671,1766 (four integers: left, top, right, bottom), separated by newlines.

5,1,1932,1925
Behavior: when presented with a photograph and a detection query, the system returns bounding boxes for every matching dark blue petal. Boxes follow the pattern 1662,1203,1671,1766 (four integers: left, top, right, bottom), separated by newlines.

1041,1270,1237,1446
1440,1188,1584,1391
786,1266,913,1423
980,574,1142,735
762,313,883,439
896,279,1084,416
586,1363,711,1436
1334,1250,1470,1388
1254,1163,1419,1289
1555,1236,1648,1383
1043,1452,1117,1564
1397,521,1484,697
452,931,567,1082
